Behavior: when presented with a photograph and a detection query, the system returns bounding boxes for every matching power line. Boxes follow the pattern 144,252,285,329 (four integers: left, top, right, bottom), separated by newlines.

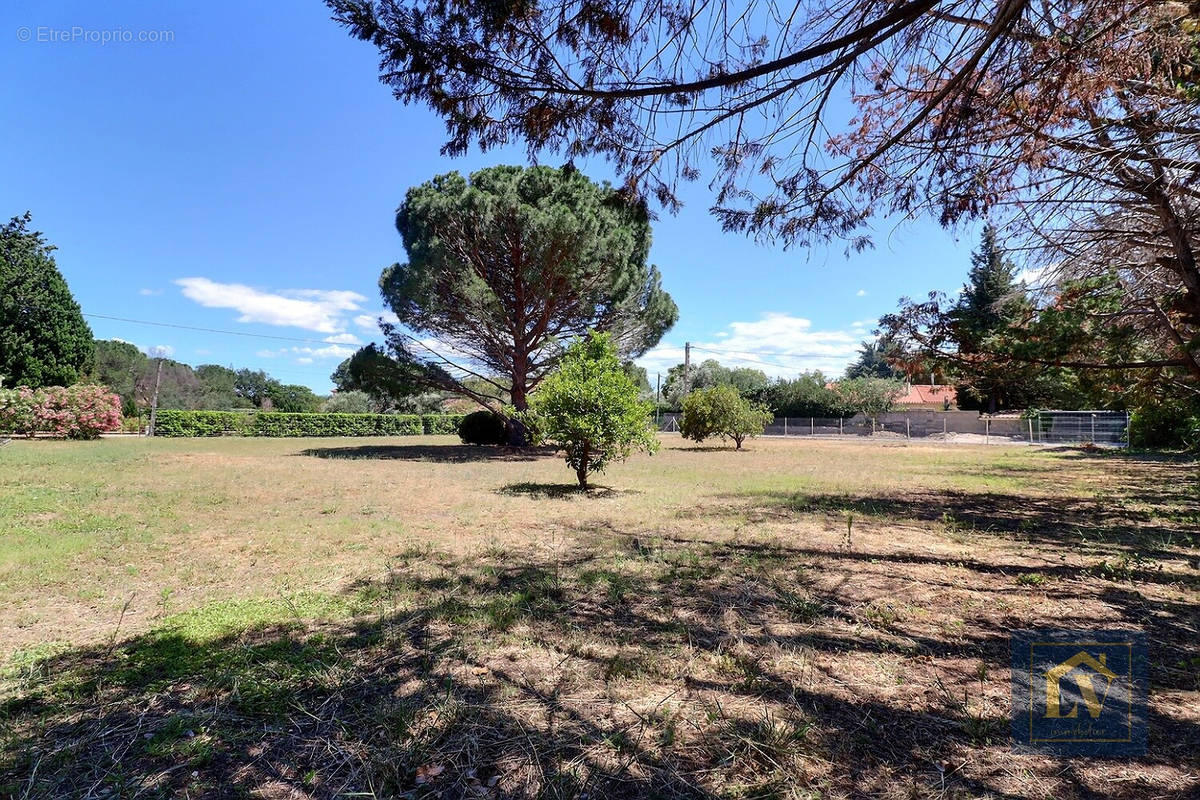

75,311,355,346
11,301,368,382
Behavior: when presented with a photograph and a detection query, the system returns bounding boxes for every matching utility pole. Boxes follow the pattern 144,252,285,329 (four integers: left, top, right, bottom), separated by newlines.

147,358,164,437
683,341,691,395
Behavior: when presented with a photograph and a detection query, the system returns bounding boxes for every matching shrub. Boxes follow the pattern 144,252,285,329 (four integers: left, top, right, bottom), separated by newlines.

681,384,772,449
321,390,374,414
153,410,252,437
1130,400,1200,450
45,384,123,439
0,387,39,437
151,410,425,437
527,331,657,487
0,384,121,439
249,412,422,437
458,410,509,445
423,414,465,435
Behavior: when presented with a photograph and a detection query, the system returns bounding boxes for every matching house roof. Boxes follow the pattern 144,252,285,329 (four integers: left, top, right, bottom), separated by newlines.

897,384,957,406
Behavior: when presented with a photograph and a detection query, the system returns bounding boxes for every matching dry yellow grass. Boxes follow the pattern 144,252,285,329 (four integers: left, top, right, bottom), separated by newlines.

1,434,1197,798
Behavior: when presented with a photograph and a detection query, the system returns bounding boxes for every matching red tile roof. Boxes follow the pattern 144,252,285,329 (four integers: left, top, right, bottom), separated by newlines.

897,384,957,407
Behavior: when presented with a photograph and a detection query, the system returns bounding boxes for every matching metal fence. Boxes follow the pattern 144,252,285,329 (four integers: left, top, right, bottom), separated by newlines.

1033,410,1129,446
655,410,1130,446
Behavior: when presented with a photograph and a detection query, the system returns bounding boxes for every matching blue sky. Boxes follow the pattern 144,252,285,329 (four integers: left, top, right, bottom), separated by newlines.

2,2,981,392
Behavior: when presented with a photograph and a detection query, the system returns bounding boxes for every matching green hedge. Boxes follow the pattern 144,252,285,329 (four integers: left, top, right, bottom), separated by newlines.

422,414,465,435
152,410,468,438
249,412,422,437
154,410,252,437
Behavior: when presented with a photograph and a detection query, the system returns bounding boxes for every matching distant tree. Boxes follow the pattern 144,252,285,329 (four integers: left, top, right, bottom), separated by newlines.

329,358,353,391
134,359,204,411
194,364,244,409
844,339,899,380
0,213,94,387
881,225,1053,412
728,367,770,397
680,384,772,450
266,383,323,413
662,359,770,408
527,331,657,487
91,339,148,415
321,390,374,414
663,359,727,408
755,372,843,418
331,343,427,412
949,226,1030,411
830,378,906,418
622,362,652,397
233,368,279,408
374,165,678,416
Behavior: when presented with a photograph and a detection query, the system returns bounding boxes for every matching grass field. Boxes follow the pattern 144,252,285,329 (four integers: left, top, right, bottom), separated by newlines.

1,435,1198,798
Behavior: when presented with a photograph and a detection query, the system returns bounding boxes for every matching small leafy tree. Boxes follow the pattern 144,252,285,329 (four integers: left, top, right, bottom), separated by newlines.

527,331,657,487
681,384,772,450
725,397,775,450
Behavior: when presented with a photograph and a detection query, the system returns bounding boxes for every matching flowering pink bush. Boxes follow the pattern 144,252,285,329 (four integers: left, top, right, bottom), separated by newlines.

0,384,122,439
0,387,40,437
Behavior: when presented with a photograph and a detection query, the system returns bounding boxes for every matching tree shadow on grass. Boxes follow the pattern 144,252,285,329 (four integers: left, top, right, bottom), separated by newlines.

299,444,557,463
3,538,1197,799
664,444,739,452
710,482,1200,560
497,482,640,499
1051,446,1199,465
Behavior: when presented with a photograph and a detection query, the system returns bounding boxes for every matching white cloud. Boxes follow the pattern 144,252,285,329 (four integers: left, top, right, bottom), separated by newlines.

175,277,367,334
353,311,399,334
635,313,861,379
1017,266,1046,287
324,332,362,345
138,288,163,296
144,344,174,358
290,344,357,361
856,289,868,297
254,344,356,363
